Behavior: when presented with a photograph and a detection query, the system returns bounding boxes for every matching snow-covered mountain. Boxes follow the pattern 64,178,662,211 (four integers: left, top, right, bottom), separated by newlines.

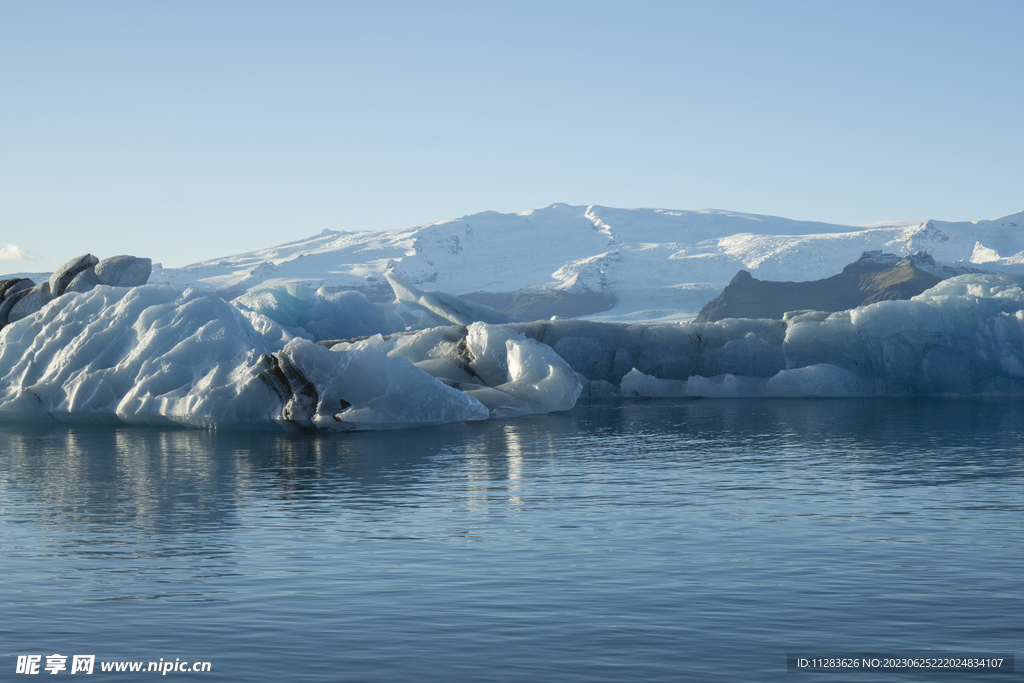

4,205,1024,431
154,204,1024,321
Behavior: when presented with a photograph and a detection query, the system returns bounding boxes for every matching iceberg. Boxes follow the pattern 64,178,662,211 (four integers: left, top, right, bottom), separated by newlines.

266,338,490,430
326,322,583,418
234,283,405,342
0,284,489,430
510,273,1024,398
229,273,509,343
385,271,510,328
0,267,576,429
1,266,1023,431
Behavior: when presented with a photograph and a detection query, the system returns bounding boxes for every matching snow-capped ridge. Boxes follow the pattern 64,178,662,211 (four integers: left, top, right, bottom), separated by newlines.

137,204,1024,323
552,251,620,293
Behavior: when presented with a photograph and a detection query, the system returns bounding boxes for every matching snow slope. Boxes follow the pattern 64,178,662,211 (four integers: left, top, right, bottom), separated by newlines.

151,204,1024,322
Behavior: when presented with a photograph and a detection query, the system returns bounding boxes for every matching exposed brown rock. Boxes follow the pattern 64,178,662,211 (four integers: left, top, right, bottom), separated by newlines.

694,251,966,323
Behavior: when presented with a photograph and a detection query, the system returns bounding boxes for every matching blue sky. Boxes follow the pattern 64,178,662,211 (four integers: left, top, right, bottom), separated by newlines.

2,0,1022,271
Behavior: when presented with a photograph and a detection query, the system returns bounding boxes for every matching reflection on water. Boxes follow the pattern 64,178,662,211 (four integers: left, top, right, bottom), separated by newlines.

0,399,1022,682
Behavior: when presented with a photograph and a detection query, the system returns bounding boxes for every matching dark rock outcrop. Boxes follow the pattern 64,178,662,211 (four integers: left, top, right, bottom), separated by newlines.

0,278,33,301
0,285,33,326
95,255,153,287
48,254,100,296
7,282,53,324
66,267,101,294
0,254,152,330
695,251,965,323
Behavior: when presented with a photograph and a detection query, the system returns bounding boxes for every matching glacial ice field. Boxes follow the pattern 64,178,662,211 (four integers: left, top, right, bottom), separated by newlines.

1,264,1024,430
145,204,1024,324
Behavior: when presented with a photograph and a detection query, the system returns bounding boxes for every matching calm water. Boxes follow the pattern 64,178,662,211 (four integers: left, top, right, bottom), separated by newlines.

1,399,1021,681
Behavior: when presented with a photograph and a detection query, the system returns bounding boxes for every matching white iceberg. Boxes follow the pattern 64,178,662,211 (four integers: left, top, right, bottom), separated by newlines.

234,283,405,341
519,273,1024,398
2,270,1023,431
328,322,583,418
0,285,490,430
385,271,509,328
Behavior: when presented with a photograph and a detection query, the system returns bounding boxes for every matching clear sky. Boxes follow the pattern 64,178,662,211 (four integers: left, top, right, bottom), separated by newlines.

2,0,1022,272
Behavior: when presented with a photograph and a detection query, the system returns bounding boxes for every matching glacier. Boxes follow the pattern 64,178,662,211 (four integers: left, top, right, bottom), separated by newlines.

150,204,1024,323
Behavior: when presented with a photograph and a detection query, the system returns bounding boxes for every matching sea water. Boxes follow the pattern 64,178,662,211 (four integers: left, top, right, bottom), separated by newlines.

1,398,1021,681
